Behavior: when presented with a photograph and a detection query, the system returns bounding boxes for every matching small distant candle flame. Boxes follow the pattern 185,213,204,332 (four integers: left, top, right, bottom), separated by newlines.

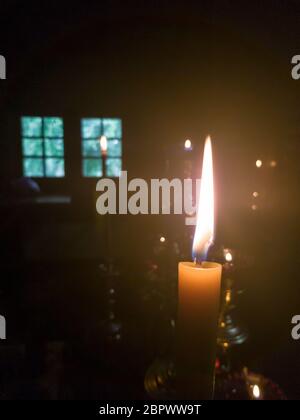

252,384,260,399
192,136,215,263
184,139,192,150
224,250,233,262
100,135,108,154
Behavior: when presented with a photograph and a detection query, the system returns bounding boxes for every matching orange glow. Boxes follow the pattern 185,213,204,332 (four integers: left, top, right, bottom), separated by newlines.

192,136,215,262
100,135,108,154
225,290,231,304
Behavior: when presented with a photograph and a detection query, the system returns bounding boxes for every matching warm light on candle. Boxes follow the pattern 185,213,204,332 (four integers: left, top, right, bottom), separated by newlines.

100,135,108,155
255,159,262,168
192,136,214,262
177,136,222,400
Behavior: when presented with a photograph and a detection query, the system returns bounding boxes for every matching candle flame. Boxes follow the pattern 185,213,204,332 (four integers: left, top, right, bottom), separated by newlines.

252,384,260,399
192,136,215,263
100,135,108,153
224,249,233,262
184,139,192,150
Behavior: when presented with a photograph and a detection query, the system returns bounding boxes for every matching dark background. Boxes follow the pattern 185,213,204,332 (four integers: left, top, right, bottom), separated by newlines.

0,0,300,399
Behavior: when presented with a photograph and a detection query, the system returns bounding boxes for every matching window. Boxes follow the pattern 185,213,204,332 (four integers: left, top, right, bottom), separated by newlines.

21,116,65,177
81,118,122,177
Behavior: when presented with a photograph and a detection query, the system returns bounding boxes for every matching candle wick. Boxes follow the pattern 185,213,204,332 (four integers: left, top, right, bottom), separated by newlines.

194,257,203,266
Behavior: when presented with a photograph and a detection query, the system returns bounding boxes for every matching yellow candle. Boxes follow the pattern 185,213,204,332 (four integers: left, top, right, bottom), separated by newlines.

177,261,222,399
177,136,222,399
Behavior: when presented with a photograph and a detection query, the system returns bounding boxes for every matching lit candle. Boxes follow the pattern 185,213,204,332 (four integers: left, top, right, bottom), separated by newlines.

177,136,222,399
100,135,108,176
184,139,192,151
100,135,108,156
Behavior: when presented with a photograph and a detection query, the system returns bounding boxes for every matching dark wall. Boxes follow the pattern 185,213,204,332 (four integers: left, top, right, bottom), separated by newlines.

1,0,300,257
1,1,299,194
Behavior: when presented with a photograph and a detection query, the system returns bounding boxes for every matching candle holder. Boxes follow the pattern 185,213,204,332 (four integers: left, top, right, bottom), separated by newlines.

217,248,248,349
142,283,177,398
144,247,246,400
145,240,286,400
217,277,248,349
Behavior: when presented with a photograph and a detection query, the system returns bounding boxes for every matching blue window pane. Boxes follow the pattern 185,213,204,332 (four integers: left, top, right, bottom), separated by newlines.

45,158,65,177
21,117,42,137
82,140,101,157
83,159,102,177
44,117,64,138
103,118,122,138
107,139,122,157
45,139,64,157
106,158,121,177
21,116,66,178
81,119,101,138
22,139,43,156
23,158,44,177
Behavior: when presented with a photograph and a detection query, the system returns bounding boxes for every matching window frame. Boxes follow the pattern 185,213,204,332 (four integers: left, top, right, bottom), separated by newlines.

80,117,122,178
21,116,65,179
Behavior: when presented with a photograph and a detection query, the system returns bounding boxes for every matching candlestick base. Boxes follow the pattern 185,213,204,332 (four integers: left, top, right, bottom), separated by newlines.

144,358,176,399
144,358,215,400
